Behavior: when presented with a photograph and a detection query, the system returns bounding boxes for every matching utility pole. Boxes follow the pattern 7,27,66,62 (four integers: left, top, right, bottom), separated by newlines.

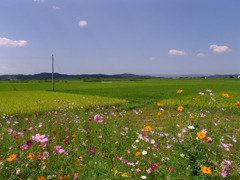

52,54,54,91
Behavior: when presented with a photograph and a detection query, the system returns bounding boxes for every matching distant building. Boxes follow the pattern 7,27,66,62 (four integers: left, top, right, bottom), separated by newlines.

238,75,240,79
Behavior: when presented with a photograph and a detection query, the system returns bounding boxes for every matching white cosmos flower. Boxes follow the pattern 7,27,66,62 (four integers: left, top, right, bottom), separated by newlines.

180,154,185,158
188,125,195,129
136,139,139,142
141,176,147,179
142,151,147,155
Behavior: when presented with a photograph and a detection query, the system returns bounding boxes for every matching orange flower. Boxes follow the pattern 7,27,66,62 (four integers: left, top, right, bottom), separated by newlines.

134,147,138,151
157,102,163,106
27,153,35,160
157,112,162,116
201,166,211,174
74,173,78,177
42,161,50,165
59,169,65,172
177,89,183,93
204,138,210,142
189,116,194,119
135,152,141,156
72,134,77,137
222,93,230,98
37,176,45,180
197,132,206,139
7,154,16,162
144,125,151,131
78,167,83,170
177,106,184,111
76,158,82,162
37,145,42,149
235,102,240,107
194,98,200,101
59,176,64,180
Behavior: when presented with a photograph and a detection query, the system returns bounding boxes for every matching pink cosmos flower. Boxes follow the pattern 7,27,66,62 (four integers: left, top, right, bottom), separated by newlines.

32,134,48,143
53,146,65,154
94,114,103,123
199,92,204,95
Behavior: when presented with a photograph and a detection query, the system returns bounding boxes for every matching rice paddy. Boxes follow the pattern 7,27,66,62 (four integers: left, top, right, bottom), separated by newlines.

0,78,240,179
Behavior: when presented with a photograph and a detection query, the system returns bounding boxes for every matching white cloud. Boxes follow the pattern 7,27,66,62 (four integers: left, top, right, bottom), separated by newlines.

52,5,60,10
0,37,27,47
209,44,231,53
168,49,187,56
78,20,87,27
33,0,46,2
197,53,207,57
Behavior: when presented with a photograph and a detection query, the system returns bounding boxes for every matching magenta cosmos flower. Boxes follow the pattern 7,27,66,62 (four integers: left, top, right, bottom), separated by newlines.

89,148,94,153
32,134,48,143
150,164,158,169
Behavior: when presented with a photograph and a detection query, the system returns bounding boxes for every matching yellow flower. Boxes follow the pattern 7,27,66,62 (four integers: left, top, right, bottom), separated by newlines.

197,132,206,139
177,106,184,111
144,125,151,131
201,166,211,174
177,89,183,93
111,168,118,176
121,173,128,177
157,112,162,116
157,102,163,106
7,154,16,162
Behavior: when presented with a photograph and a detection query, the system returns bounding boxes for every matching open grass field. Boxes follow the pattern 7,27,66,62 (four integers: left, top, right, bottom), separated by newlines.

0,78,240,179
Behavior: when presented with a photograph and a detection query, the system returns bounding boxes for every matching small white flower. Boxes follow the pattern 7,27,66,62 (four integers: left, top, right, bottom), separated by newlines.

196,137,199,140
142,151,147,155
136,139,140,142
141,176,147,179
180,154,185,158
188,125,195,129
131,144,136,148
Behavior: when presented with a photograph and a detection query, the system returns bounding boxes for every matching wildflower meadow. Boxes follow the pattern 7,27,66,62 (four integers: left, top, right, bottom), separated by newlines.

0,79,240,179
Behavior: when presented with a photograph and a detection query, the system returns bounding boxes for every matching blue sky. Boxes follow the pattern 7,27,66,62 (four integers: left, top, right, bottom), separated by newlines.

0,0,239,75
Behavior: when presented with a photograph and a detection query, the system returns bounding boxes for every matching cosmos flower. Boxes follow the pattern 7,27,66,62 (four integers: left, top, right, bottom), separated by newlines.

177,89,183,93
150,164,157,169
142,151,147,155
197,132,206,139
53,146,65,154
144,126,151,131
32,134,48,143
201,166,211,174
89,148,94,153
177,106,184,111
94,114,103,123
7,154,16,162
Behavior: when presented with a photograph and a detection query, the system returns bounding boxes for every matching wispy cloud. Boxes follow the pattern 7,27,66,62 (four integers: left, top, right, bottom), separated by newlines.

168,49,187,56
52,5,60,10
197,53,207,57
0,37,27,47
78,20,87,27
209,44,231,53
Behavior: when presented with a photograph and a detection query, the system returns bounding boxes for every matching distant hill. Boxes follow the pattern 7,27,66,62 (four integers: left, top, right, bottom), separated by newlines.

0,73,151,80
